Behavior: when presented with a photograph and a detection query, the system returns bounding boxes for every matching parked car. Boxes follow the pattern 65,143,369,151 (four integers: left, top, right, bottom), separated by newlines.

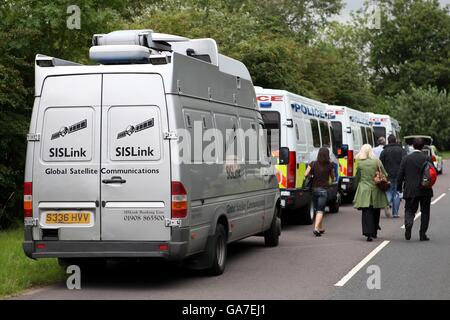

403,135,442,174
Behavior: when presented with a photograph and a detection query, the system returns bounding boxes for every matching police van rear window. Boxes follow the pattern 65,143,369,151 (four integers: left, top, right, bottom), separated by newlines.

261,111,280,154
331,121,343,147
374,127,386,140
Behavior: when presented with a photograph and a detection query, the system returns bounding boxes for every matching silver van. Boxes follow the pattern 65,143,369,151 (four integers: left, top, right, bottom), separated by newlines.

23,30,281,275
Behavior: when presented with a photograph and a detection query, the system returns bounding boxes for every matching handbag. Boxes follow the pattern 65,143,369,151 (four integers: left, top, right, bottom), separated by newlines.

302,162,314,191
373,160,390,192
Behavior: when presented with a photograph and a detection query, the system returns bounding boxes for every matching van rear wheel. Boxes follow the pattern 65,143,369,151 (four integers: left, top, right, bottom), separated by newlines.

328,192,341,214
264,207,281,247
295,201,314,225
204,224,227,276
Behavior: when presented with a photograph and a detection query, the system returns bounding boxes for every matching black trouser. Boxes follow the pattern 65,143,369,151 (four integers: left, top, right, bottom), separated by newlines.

404,196,431,236
361,207,381,237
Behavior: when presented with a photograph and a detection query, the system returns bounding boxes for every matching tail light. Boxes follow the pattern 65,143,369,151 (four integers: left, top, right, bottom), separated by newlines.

287,151,296,189
24,182,33,218
171,181,187,218
432,155,437,163
347,150,354,176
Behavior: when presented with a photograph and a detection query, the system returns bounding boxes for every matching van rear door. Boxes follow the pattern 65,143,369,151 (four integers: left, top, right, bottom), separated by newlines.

34,74,102,241
100,74,171,241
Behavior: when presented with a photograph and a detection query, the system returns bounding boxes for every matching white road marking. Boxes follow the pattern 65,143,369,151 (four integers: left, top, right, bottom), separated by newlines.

399,193,447,229
431,193,446,205
400,212,421,229
334,240,390,287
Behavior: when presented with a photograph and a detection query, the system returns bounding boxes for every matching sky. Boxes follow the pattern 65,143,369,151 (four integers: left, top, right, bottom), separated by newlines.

335,0,450,22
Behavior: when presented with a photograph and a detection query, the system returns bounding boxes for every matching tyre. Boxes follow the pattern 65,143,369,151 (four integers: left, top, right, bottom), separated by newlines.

204,224,228,276
328,192,341,214
296,201,314,225
264,207,281,247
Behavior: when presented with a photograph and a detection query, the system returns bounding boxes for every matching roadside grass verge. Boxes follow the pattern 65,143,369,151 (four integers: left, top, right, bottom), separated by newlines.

0,226,64,299
441,151,450,159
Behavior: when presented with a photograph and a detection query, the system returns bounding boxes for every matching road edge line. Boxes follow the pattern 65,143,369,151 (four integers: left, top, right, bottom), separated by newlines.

334,240,390,287
431,193,446,205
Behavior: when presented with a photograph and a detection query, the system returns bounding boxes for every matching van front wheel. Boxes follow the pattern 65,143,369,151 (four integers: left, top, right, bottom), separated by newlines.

205,224,227,276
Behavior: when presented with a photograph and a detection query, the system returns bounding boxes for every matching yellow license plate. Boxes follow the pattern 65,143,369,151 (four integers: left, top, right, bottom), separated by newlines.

45,212,91,224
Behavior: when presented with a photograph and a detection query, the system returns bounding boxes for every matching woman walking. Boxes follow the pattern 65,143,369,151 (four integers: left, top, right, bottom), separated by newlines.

305,147,335,237
353,144,389,241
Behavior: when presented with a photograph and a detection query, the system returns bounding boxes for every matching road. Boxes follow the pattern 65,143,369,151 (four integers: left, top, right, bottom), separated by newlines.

14,162,450,300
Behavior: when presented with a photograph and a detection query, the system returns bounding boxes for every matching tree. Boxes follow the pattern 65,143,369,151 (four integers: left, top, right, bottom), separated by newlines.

0,0,151,227
387,86,450,149
356,0,450,96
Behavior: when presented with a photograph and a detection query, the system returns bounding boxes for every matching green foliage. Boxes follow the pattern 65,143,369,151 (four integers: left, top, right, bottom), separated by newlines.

0,1,152,227
359,0,450,96
0,226,64,297
387,86,450,149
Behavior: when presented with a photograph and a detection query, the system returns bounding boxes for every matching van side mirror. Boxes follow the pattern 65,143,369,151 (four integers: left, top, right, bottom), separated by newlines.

279,147,290,164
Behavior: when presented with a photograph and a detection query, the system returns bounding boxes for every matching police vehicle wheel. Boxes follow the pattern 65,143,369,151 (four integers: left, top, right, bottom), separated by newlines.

205,224,227,276
264,207,281,247
297,202,314,225
328,193,341,214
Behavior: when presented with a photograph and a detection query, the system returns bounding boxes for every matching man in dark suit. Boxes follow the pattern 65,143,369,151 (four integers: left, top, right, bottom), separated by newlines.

397,138,433,241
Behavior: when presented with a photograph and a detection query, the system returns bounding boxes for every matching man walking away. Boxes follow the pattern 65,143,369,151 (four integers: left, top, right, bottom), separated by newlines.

397,138,434,241
380,135,407,218
373,136,386,159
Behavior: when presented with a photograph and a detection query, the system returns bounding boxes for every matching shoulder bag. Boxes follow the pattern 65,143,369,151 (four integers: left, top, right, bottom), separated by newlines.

373,160,390,192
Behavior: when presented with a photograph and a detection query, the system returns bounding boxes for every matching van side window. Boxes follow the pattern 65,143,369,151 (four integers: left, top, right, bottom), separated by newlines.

259,123,270,162
215,113,243,163
183,109,213,163
295,123,300,141
319,120,330,147
240,117,259,163
310,119,321,148
297,119,307,146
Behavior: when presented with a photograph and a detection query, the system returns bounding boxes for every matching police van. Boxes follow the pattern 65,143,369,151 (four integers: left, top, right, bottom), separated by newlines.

22,30,281,275
328,106,375,198
366,112,401,142
255,88,340,225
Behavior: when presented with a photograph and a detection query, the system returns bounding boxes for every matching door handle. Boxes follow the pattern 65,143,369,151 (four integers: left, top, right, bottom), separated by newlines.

102,176,126,184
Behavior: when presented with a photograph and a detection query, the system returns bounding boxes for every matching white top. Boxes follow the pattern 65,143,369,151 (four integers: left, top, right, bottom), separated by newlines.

373,145,384,159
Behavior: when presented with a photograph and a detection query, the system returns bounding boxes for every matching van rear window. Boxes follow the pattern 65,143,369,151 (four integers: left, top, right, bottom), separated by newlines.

331,121,343,147
261,111,280,154
374,127,386,140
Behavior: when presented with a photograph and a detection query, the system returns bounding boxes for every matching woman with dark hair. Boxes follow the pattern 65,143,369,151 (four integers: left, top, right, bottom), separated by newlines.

305,147,336,237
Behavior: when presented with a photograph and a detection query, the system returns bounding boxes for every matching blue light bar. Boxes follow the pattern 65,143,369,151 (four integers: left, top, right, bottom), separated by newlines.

259,102,272,108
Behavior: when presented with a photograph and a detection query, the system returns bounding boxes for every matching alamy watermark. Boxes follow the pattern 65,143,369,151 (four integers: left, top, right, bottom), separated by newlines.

66,265,81,290
366,1,381,30
366,265,381,290
67,5,81,30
